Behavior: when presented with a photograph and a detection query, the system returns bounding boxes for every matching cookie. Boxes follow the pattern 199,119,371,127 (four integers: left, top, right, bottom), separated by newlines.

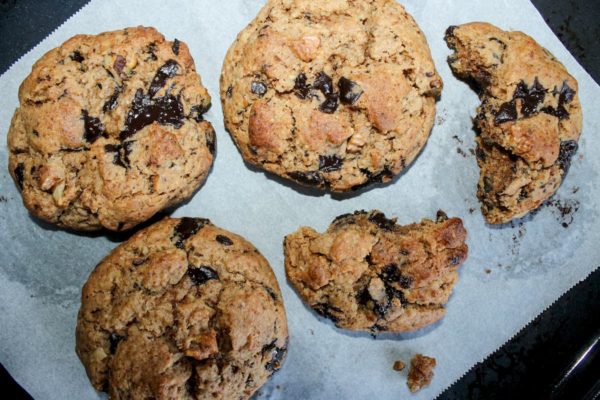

407,354,436,392
220,0,442,192
7,27,215,231
445,22,582,224
284,210,467,332
75,217,288,399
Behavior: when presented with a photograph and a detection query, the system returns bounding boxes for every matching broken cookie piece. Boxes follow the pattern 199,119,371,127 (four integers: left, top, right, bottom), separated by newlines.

393,360,406,371
445,22,582,224
284,210,468,332
76,217,288,399
407,354,436,392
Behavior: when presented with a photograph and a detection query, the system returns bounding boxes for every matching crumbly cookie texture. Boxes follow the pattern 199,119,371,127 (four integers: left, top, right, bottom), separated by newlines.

284,210,467,332
8,27,215,231
445,22,582,224
407,354,436,393
221,0,442,192
76,217,288,400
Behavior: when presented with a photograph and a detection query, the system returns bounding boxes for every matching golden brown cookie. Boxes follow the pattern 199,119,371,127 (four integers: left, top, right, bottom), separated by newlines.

76,217,288,399
284,210,467,332
221,0,442,192
7,27,215,231
445,22,582,224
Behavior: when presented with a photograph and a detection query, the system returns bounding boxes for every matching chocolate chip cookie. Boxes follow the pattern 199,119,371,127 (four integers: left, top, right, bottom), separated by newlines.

7,27,215,231
76,217,288,399
284,210,467,332
221,0,442,192
445,23,582,224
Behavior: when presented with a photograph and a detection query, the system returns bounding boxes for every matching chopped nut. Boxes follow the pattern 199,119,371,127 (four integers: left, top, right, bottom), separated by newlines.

347,131,367,153
407,354,436,392
52,182,65,204
393,360,405,371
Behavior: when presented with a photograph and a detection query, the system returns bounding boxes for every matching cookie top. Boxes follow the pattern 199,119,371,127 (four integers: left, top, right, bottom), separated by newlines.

76,217,288,400
221,0,442,192
284,210,467,332
8,27,215,231
445,22,582,224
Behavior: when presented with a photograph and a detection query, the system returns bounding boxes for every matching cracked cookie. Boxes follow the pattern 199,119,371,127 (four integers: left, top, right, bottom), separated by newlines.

284,210,467,332
7,27,215,231
220,0,442,192
445,22,582,224
76,217,288,399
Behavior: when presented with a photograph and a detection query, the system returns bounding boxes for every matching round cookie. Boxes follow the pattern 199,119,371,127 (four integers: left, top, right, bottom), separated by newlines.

445,23,582,224
76,217,288,399
284,210,467,332
221,0,442,192
8,27,215,231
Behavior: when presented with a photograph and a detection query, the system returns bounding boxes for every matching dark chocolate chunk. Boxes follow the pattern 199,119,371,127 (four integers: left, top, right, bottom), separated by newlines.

148,59,180,98
494,100,517,124
104,141,134,169
205,127,216,155
251,81,268,96
102,85,122,113
189,103,211,122
436,210,449,223
351,167,394,191
264,286,278,301
172,39,180,55
215,234,233,246
483,176,493,193
319,94,339,114
14,163,25,190
109,333,124,354
81,110,107,143
172,217,210,248
226,86,233,98
313,303,342,323
187,266,219,285
70,50,84,63
318,155,343,172
445,25,458,40
288,171,324,186
113,55,126,75
313,72,334,96
338,77,363,105
120,89,185,140
368,211,396,231
145,42,158,61
513,78,547,117
557,140,578,174
379,264,412,289
294,73,311,99
475,146,487,162
542,81,576,120
449,255,462,265
265,344,287,373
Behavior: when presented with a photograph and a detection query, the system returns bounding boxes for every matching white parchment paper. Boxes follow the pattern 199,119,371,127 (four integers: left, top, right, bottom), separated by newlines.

1,1,599,399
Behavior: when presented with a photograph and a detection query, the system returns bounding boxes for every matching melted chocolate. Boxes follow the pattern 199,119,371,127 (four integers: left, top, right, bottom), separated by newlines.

264,343,287,373
514,78,546,117
104,141,134,169
557,140,578,174
172,217,210,248
172,39,180,55
14,163,25,190
368,211,396,231
189,104,211,122
338,77,363,105
318,155,343,172
494,100,517,124
148,59,180,97
81,110,107,143
70,50,84,63
294,73,311,99
187,266,219,285
215,234,233,246
102,85,122,113
119,90,184,140
288,171,324,186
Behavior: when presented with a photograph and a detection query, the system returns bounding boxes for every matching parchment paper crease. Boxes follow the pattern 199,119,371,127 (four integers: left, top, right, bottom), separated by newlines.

1,1,598,399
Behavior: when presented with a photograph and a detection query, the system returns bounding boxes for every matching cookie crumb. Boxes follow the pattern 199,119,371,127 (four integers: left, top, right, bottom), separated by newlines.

393,360,406,371
407,354,436,393
485,268,492,274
